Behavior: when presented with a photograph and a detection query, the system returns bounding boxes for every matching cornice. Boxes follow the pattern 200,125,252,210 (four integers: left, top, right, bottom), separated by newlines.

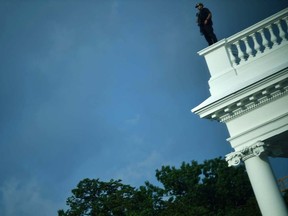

216,77,288,122
195,69,288,123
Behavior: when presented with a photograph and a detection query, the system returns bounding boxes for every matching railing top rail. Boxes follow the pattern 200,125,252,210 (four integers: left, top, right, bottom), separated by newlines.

226,7,288,44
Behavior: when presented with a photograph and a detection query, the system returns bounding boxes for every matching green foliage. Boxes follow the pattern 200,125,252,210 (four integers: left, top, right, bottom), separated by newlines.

58,178,159,216
155,158,260,216
58,157,262,216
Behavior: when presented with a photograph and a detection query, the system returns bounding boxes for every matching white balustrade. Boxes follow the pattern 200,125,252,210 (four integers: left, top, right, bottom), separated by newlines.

197,8,288,97
228,46,237,65
235,40,246,63
226,9,288,66
267,24,278,47
251,33,261,54
259,28,270,49
244,36,253,58
276,20,286,41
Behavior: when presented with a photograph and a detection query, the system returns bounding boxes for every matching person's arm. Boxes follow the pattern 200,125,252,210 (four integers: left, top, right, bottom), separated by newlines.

204,12,211,25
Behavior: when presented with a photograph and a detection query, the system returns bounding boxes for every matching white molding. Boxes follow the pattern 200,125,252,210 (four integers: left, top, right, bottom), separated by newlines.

193,68,288,122
218,78,288,122
227,112,288,150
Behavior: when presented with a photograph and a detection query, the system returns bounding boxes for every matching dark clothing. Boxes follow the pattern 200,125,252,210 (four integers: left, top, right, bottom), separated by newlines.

200,25,217,46
196,7,218,45
197,8,212,25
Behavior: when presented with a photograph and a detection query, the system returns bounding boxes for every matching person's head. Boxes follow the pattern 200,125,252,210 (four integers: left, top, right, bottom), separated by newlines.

195,3,203,10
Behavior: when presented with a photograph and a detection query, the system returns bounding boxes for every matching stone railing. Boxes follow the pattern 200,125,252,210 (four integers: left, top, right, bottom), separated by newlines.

227,8,288,66
198,7,288,96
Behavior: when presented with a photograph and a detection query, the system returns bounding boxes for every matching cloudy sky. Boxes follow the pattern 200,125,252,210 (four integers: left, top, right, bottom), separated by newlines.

0,0,288,215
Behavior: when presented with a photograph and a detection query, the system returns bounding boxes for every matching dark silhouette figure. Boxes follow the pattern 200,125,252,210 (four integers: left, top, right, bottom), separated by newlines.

195,3,218,45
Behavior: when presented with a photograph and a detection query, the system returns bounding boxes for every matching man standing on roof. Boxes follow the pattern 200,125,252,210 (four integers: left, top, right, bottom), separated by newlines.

195,2,218,45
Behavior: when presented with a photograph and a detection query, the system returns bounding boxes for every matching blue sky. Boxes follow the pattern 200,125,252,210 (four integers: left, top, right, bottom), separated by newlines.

0,0,288,215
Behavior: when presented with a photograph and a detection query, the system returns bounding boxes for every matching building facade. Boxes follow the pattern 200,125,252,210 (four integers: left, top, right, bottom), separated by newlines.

192,8,288,216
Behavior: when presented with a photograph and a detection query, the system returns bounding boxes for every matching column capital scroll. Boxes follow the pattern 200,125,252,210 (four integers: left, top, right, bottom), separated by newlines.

226,152,243,167
226,142,267,167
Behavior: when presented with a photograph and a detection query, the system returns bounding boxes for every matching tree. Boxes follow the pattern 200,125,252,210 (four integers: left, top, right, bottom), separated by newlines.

58,178,134,216
58,178,164,216
59,158,261,216
155,158,260,216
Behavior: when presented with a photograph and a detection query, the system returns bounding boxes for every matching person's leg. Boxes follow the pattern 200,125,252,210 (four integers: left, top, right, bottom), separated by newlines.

210,29,218,44
202,28,213,45
205,25,217,45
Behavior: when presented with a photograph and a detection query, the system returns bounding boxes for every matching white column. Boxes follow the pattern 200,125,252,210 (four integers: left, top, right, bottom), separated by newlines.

244,154,287,216
226,142,288,216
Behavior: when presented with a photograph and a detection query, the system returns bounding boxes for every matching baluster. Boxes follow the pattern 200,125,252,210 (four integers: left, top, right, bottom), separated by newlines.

228,45,237,65
267,24,277,47
243,36,253,60
235,40,245,63
283,16,288,28
275,20,286,42
251,33,261,54
259,28,269,51
282,16,288,40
